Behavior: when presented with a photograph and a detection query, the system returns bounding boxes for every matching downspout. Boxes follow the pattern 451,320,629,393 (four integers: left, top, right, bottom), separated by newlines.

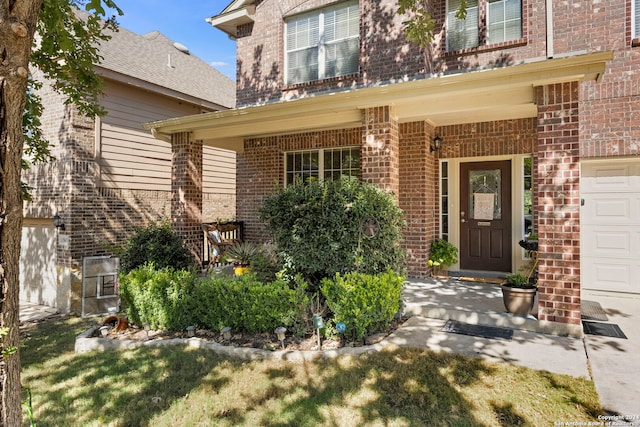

546,0,554,58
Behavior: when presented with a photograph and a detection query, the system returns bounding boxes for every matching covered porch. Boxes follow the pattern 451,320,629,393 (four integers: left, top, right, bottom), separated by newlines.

146,51,612,334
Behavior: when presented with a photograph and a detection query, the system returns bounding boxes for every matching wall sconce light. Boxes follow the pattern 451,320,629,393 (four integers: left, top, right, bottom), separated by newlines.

53,214,65,230
430,136,442,153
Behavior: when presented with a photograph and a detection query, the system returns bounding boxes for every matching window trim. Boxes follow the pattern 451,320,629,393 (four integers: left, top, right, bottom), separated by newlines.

284,0,359,85
633,0,640,46
445,0,526,54
284,146,360,186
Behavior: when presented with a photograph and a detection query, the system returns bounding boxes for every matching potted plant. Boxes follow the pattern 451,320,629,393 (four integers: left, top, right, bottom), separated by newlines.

501,272,537,316
427,238,458,277
225,241,260,275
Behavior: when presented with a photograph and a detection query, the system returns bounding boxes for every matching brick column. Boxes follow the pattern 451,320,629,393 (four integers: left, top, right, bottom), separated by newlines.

361,106,400,195
399,121,437,277
535,82,582,331
171,131,203,266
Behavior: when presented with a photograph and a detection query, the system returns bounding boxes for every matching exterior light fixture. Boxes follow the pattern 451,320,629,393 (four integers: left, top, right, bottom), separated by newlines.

143,322,150,340
274,327,287,349
221,326,232,341
430,136,442,153
53,214,65,230
186,325,196,337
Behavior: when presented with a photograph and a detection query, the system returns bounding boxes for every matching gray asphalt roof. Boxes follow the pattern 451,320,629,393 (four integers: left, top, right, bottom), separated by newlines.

97,24,235,109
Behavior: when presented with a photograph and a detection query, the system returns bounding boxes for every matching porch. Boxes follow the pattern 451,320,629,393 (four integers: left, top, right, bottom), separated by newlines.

403,277,558,335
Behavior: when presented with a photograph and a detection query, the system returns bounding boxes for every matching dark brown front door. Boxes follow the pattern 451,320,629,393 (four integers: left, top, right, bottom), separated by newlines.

460,160,512,272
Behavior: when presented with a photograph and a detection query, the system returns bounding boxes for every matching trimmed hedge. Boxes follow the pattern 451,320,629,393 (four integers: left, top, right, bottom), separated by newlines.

119,265,309,334
118,264,198,330
321,270,405,341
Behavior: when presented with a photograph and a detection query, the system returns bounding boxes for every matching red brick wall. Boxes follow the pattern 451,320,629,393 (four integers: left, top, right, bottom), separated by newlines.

535,82,581,326
438,119,537,158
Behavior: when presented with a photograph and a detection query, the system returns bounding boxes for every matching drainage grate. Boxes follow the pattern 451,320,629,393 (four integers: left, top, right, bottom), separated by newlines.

441,320,514,341
581,300,608,322
582,321,627,339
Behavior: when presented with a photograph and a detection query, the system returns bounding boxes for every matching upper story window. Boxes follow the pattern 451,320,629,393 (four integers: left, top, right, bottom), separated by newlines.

285,1,359,85
285,147,360,185
634,0,640,39
447,0,522,51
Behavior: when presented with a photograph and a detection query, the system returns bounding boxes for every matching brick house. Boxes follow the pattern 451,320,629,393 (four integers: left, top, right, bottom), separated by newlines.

146,0,639,336
20,25,235,314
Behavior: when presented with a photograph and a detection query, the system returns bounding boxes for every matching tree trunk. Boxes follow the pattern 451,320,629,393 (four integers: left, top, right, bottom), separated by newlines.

0,1,44,425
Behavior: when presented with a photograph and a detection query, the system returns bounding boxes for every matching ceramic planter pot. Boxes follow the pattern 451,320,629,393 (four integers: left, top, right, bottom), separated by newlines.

501,284,537,316
233,263,250,276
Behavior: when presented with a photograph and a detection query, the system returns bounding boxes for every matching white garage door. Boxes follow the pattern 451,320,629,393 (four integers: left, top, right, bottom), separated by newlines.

20,219,58,307
581,159,640,294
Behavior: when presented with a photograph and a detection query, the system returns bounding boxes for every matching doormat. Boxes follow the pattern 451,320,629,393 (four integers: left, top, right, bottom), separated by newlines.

441,320,514,341
582,321,627,339
581,300,608,322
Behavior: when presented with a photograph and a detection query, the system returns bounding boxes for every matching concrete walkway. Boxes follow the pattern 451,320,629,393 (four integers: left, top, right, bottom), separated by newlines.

19,301,58,323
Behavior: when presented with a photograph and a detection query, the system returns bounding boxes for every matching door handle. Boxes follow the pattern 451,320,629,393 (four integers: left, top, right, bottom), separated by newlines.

461,219,466,223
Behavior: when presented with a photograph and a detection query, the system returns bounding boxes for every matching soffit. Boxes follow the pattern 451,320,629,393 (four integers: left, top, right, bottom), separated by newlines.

145,51,613,152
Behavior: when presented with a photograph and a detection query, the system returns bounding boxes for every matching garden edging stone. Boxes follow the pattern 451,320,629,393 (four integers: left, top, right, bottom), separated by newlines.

75,327,390,361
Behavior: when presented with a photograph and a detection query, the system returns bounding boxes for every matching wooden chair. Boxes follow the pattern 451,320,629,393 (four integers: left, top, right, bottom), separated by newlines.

202,223,240,265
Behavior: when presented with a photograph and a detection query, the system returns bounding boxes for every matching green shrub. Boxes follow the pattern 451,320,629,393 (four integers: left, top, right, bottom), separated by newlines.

321,270,405,341
260,178,406,287
119,264,198,330
193,273,309,334
120,221,193,274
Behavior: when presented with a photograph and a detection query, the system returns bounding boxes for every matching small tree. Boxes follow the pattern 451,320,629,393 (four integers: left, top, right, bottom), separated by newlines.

260,178,406,287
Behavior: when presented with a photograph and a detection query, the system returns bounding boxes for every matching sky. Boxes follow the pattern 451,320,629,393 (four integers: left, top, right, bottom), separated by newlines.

106,0,237,80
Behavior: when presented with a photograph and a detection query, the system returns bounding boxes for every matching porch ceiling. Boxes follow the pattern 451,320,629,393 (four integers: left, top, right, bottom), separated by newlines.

145,51,612,152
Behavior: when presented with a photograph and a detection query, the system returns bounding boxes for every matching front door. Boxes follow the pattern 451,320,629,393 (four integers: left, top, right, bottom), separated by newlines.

460,160,512,272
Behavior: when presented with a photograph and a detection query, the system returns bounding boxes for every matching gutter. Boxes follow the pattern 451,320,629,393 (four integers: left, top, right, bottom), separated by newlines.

546,0,554,58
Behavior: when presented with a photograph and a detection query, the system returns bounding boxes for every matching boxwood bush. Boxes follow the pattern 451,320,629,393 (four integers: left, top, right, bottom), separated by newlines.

321,270,405,341
118,264,198,330
193,273,309,334
120,265,309,334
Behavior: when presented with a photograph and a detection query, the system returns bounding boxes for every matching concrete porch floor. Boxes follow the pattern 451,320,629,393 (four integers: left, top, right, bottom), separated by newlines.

403,276,542,334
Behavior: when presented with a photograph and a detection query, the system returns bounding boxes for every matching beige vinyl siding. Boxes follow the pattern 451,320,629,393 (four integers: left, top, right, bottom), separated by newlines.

99,83,235,194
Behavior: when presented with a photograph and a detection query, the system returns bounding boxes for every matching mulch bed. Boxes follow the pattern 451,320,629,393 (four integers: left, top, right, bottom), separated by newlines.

94,316,407,352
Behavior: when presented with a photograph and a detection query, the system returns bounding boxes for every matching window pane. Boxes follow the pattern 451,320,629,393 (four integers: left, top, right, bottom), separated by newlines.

322,147,360,181
325,38,359,77
447,0,479,51
636,0,640,37
488,0,521,44
523,157,533,234
469,169,501,220
287,48,319,84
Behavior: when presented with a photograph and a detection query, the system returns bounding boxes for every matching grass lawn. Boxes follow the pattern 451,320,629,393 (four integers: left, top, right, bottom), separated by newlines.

20,316,602,426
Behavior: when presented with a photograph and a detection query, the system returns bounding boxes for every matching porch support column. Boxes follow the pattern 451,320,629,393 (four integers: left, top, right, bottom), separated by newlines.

361,105,400,195
171,131,203,266
399,121,436,277
535,82,582,333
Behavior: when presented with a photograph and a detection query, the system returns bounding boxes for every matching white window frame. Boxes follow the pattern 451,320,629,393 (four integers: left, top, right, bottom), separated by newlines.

284,147,360,186
284,1,359,85
634,0,640,39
